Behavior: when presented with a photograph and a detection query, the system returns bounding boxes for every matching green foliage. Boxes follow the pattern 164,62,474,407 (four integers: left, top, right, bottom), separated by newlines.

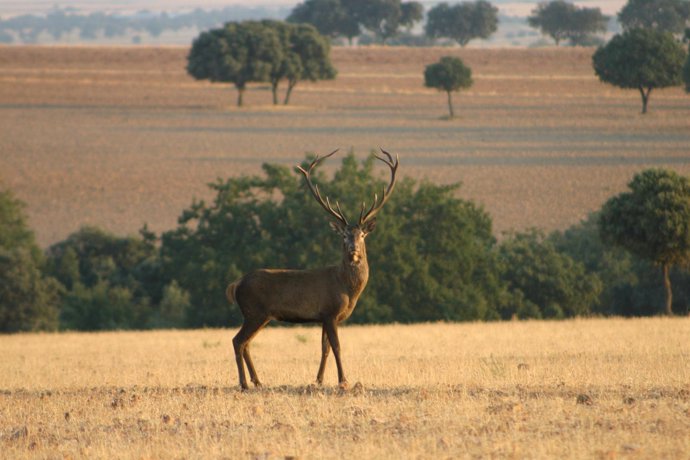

600,169,690,267
599,168,690,314
527,0,609,46
262,20,336,105
498,230,602,319
0,248,61,332
425,1,499,46
0,188,61,332
188,20,335,106
592,28,686,113
683,47,690,91
290,0,423,44
355,0,425,44
0,189,36,250
618,0,690,34
424,56,473,118
45,226,162,330
288,0,360,43
187,21,283,106
160,151,505,326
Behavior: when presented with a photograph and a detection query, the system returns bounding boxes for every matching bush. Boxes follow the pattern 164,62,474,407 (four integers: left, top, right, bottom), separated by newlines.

160,151,505,326
498,229,602,319
0,188,60,332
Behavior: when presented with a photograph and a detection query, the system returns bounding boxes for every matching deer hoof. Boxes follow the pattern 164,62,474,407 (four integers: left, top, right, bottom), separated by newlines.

338,381,350,391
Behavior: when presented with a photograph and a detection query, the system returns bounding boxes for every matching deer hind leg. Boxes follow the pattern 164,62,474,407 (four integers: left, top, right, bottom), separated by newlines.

243,347,261,387
232,317,268,390
324,320,348,389
315,325,331,385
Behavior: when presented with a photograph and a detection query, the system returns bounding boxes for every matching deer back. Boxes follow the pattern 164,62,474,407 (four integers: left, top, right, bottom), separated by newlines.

233,265,362,323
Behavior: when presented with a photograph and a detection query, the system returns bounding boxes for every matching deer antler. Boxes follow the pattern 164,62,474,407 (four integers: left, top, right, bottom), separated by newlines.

358,148,399,225
297,149,349,226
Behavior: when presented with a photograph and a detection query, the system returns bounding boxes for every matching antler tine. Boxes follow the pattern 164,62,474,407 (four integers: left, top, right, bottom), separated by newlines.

297,149,349,225
359,149,399,225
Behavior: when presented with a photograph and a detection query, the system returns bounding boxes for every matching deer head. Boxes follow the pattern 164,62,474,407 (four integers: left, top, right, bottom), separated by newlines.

297,149,399,265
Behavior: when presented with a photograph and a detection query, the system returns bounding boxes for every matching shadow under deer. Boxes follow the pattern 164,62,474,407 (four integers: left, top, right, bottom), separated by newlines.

226,149,398,390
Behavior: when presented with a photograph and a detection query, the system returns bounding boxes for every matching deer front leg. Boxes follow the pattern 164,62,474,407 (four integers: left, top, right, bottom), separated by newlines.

324,320,348,389
233,318,268,390
315,325,331,385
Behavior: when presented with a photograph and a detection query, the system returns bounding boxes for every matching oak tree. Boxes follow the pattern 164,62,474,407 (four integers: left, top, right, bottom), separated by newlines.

592,28,686,113
424,56,473,119
599,169,690,315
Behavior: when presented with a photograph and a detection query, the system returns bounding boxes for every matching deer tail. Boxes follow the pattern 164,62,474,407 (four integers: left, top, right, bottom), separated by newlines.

226,279,242,304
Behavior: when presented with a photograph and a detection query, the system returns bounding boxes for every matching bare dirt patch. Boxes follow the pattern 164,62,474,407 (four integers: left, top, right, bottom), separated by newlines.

1,46,689,245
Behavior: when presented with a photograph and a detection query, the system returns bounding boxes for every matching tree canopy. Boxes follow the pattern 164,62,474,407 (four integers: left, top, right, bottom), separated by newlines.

287,0,360,44
424,56,473,119
187,22,281,106
618,0,690,35
289,0,423,44
187,20,335,106
498,230,603,319
528,0,609,46
259,20,336,105
425,1,499,46
159,152,506,326
0,188,60,332
592,28,686,113
599,169,690,315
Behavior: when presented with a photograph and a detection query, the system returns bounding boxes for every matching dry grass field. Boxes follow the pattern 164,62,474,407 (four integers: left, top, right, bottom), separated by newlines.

1,319,689,458
1,45,689,246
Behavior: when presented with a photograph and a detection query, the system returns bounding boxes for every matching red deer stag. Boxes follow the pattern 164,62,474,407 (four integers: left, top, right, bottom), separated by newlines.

226,149,399,390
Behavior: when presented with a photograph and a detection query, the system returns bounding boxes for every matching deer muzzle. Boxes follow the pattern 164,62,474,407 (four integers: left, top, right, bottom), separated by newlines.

348,251,361,264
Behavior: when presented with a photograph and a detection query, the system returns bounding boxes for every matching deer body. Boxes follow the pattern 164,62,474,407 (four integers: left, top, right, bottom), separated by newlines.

227,150,397,390
229,259,369,324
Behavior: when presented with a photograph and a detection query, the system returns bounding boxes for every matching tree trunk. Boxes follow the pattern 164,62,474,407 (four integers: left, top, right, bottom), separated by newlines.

639,86,652,114
662,263,673,316
236,87,244,107
284,80,296,105
446,91,454,119
272,82,279,105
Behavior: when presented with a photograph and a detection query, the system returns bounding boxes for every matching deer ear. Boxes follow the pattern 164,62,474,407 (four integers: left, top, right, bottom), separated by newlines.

329,220,347,235
362,218,376,235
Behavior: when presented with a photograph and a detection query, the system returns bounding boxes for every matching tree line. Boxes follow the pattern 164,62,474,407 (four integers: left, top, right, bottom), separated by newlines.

2,153,689,333
5,0,690,49
0,6,289,44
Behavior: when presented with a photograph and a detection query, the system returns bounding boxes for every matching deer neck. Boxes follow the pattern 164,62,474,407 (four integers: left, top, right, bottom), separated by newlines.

339,246,369,297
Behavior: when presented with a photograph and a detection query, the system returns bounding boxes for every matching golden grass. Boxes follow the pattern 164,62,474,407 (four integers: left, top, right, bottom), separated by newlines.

1,46,689,246
1,318,689,458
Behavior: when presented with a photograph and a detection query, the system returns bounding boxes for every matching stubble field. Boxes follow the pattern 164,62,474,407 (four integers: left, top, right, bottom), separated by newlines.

1,319,689,458
1,45,689,246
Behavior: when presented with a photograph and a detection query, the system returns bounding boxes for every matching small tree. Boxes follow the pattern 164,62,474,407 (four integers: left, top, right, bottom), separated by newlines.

424,56,473,119
426,1,499,47
592,28,686,113
618,0,690,35
280,22,337,105
187,22,282,107
599,169,690,315
528,0,608,46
